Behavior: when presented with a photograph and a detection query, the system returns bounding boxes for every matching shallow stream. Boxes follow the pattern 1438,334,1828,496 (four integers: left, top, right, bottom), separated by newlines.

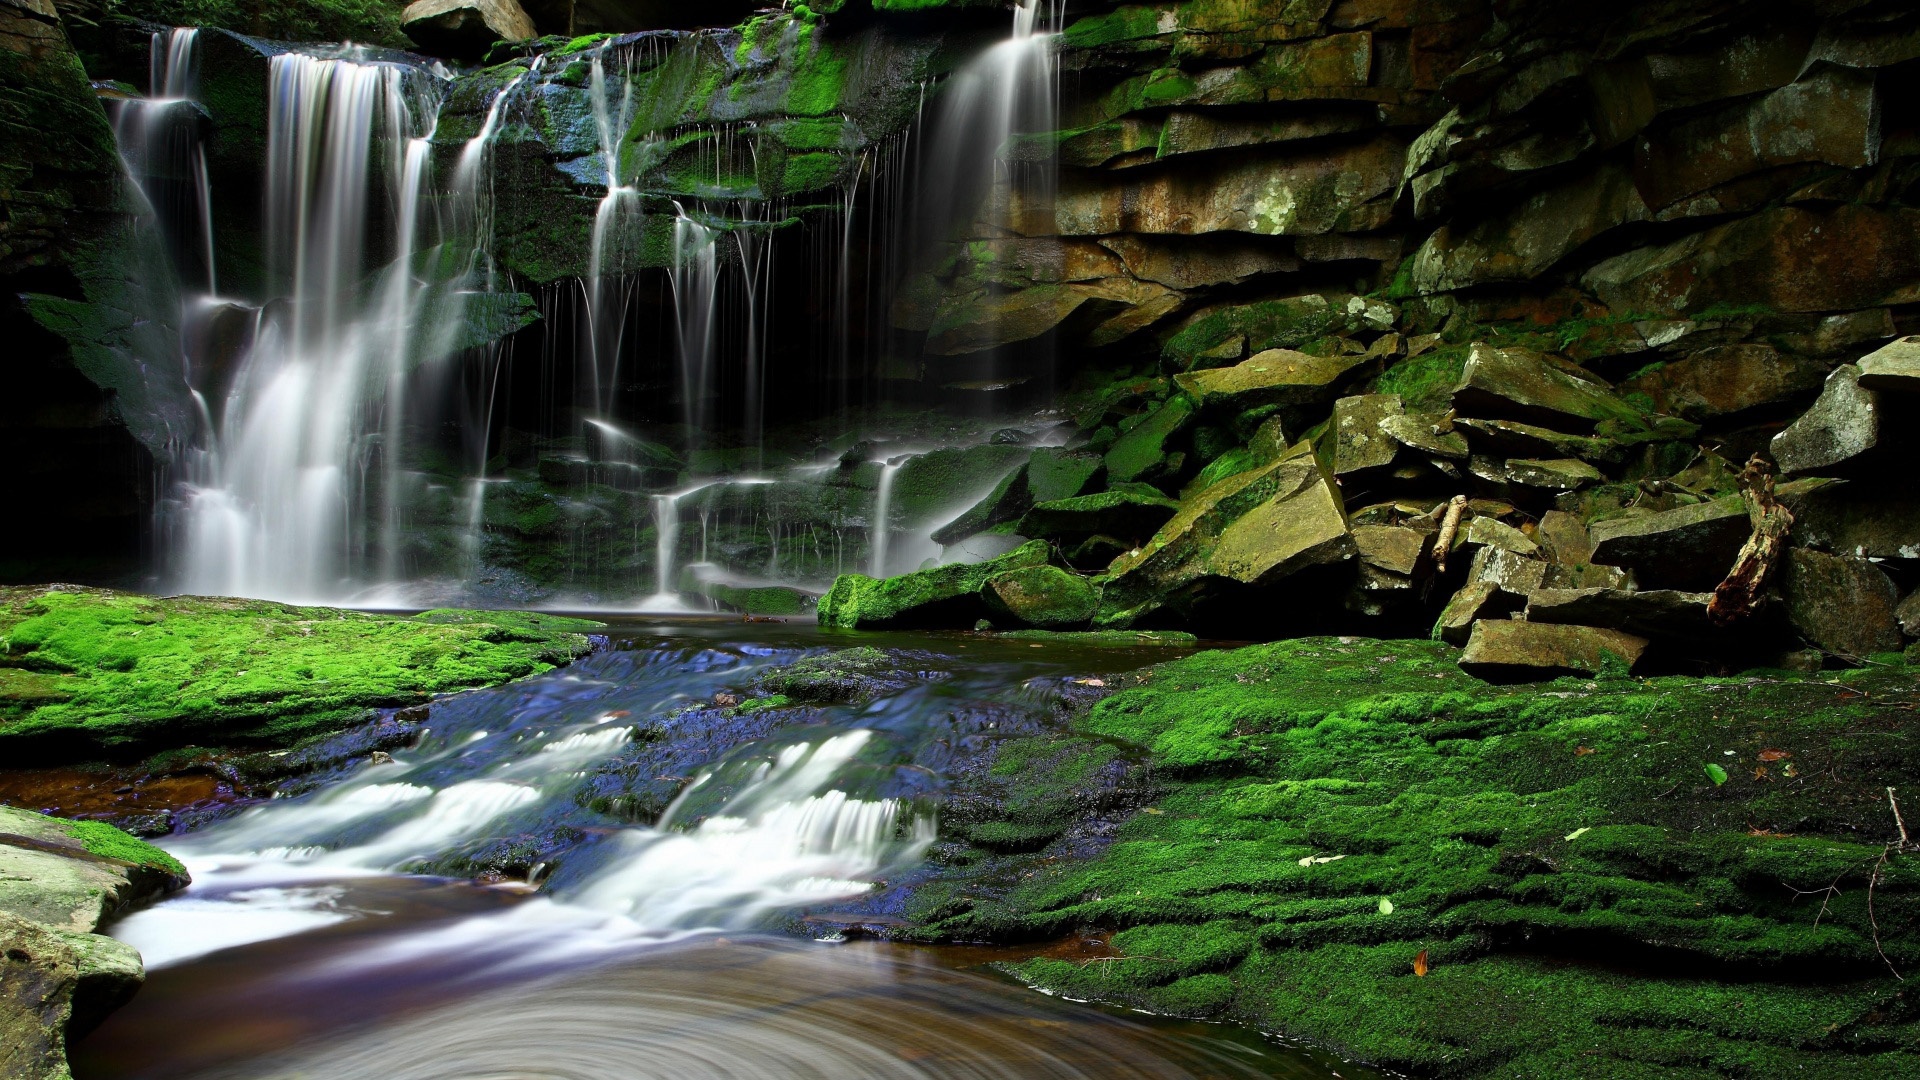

72,622,1378,1080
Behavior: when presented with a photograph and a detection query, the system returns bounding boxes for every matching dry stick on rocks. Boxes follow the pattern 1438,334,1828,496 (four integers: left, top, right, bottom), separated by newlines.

1432,495,1468,573
1708,455,1793,626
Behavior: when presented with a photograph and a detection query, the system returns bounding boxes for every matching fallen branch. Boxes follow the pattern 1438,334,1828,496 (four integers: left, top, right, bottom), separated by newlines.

1432,495,1468,573
1709,455,1793,626
1892,788,1912,851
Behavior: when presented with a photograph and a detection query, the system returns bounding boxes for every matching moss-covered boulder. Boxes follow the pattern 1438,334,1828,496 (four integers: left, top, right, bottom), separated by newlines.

982,566,1099,629
0,586,601,760
909,637,1920,1078
816,539,1050,630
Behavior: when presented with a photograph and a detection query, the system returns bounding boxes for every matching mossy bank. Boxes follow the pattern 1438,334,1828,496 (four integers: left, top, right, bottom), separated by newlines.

0,585,601,761
906,637,1920,1078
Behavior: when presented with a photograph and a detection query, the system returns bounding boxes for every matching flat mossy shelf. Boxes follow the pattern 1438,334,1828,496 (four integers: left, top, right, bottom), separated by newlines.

0,586,601,760
907,636,1920,1078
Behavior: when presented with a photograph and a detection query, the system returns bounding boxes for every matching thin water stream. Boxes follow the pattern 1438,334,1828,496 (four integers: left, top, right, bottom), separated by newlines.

69,624,1379,1080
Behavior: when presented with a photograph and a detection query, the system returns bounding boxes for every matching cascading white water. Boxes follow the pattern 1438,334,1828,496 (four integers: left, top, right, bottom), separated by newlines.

648,491,685,608
113,28,217,294
173,52,445,601
583,45,643,416
869,459,899,577
669,205,722,439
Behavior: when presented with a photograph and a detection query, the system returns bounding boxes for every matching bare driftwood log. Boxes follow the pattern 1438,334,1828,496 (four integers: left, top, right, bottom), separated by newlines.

1708,455,1793,626
1432,495,1468,573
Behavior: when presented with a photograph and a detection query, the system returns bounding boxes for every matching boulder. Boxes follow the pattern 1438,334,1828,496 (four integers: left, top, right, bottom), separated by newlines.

1536,510,1596,565
1105,395,1196,484
1460,517,1539,557
1019,489,1179,542
1856,335,1920,394
1326,394,1403,474
1458,620,1650,681
1619,345,1829,420
1450,344,1644,434
1588,497,1750,591
1100,447,1352,625
1502,458,1606,491
1352,525,1430,576
1784,481,1920,558
817,540,1050,630
1781,549,1904,657
1898,590,1920,639
982,566,1099,629
1435,581,1509,645
925,285,1090,356
1096,234,1299,290
1524,587,1715,641
402,0,537,60
1380,411,1469,458
1174,349,1369,412
1581,205,1920,318
1,912,143,1080
1407,161,1649,291
0,806,186,933
1770,365,1881,476
890,445,1031,527
1025,448,1105,504
1466,545,1548,598
1456,419,1622,463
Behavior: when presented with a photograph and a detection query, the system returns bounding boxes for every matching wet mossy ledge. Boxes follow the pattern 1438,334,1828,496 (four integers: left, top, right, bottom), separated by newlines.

904,637,1920,1078
0,585,602,762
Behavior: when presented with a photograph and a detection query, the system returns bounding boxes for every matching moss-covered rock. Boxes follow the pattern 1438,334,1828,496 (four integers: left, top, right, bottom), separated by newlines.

909,637,1920,1078
816,539,1049,629
982,565,1099,629
0,586,601,760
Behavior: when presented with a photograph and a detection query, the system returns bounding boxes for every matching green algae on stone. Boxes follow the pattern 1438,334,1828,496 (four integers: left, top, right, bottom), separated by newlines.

54,819,186,879
910,637,1920,1078
982,566,1099,629
0,586,601,760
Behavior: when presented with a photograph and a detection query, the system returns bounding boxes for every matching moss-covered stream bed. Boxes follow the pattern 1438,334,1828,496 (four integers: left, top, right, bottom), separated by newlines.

8,613,1919,1078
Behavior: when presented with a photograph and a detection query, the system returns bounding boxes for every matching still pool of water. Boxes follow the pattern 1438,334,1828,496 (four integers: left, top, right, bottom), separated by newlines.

68,621,1381,1080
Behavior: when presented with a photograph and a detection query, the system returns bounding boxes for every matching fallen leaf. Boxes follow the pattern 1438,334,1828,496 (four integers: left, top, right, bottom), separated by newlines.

1378,897,1395,915
1413,950,1429,977
1141,807,1164,815
1573,745,1595,756
1783,763,1798,777
1564,827,1591,841
1297,854,1348,867
1752,765,1770,781
1758,749,1791,762
1703,763,1728,786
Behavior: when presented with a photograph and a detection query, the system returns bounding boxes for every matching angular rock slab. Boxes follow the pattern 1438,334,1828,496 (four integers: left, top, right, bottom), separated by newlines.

1459,620,1650,681
1781,548,1904,658
1450,344,1642,434
1327,394,1403,474
1524,587,1715,641
1588,497,1750,591
1,912,142,1080
1019,489,1179,543
1100,447,1352,625
1771,365,1881,476
1174,349,1369,412
1857,335,1920,394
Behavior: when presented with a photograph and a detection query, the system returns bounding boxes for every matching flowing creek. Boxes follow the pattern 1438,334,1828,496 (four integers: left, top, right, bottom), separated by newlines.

67,623,1378,1080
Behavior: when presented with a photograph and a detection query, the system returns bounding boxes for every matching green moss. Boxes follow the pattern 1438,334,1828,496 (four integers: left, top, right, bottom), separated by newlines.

59,819,187,878
1370,344,1470,411
1162,297,1354,368
914,638,1920,1077
736,693,794,713
818,541,1051,629
777,151,846,195
1062,6,1169,49
0,587,600,759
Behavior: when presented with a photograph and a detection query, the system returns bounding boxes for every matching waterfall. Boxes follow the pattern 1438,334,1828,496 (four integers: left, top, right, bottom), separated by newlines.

668,205,721,442
112,28,217,294
647,491,684,609
869,459,899,577
583,45,643,417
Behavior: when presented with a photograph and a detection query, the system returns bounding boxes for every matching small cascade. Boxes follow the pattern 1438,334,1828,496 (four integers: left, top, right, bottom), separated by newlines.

869,459,899,577
113,643,947,967
112,28,217,293
646,490,685,609
583,45,644,416
668,205,722,442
